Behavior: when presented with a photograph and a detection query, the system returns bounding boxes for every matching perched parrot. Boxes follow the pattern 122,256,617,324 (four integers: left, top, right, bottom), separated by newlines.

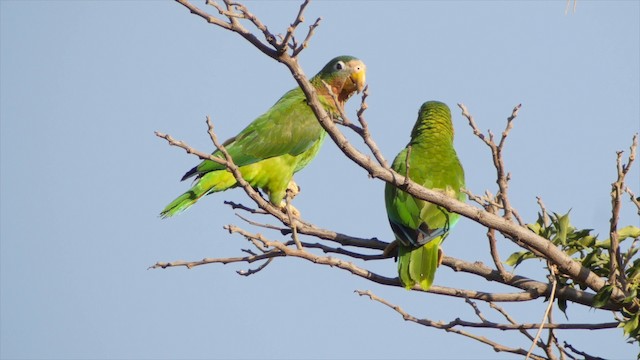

160,56,366,218
384,101,466,290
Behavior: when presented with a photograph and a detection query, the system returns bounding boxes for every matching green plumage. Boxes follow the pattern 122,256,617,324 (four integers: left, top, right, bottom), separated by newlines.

384,101,466,290
161,56,366,218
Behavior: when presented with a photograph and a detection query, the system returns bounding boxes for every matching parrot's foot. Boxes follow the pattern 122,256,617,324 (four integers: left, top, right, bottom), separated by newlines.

281,179,301,217
437,247,444,267
279,200,301,218
286,179,301,199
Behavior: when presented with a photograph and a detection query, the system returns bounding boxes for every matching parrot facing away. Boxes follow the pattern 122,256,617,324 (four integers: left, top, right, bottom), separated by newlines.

161,56,366,218
384,101,466,290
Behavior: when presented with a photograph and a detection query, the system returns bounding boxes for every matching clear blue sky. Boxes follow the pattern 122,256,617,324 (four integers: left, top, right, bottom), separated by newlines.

1,1,639,359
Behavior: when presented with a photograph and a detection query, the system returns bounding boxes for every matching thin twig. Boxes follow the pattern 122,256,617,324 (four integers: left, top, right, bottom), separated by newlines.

498,104,521,150
537,196,551,227
223,200,269,214
526,264,559,360
177,0,278,58
608,134,637,288
318,82,388,171
563,341,606,360
461,188,511,281
234,213,287,232
356,87,389,168
207,1,243,19
230,1,279,49
149,250,283,270
292,17,321,57
296,241,387,260
489,302,536,342
545,301,561,360
458,103,523,224
484,192,511,281
465,297,489,322
625,187,640,215
278,0,312,54
155,131,226,165
462,188,503,209
237,257,274,276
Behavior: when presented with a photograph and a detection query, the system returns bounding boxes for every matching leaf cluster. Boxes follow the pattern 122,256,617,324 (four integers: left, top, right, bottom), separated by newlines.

507,210,640,342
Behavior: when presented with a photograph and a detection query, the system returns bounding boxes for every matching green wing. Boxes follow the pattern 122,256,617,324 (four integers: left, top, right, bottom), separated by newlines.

184,88,323,180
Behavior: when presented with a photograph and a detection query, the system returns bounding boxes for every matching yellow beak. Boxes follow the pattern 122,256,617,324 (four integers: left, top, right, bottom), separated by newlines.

350,67,366,93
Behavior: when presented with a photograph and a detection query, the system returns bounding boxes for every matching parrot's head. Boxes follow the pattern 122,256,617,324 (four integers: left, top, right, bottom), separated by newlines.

411,101,454,140
314,55,366,105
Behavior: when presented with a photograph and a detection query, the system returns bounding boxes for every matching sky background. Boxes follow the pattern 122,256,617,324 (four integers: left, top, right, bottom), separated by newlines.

1,1,639,359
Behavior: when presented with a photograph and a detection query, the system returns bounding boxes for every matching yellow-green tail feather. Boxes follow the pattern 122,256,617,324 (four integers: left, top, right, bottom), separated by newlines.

398,240,441,290
160,170,236,218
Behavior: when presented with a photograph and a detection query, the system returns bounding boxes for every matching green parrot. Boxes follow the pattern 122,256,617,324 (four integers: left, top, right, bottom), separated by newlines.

161,56,366,218
384,101,466,290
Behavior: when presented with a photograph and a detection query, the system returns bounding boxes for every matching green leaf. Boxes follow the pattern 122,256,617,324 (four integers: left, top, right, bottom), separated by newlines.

570,228,593,242
527,222,542,235
557,297,569,319
593,285,613,308
553,211,571,245
577,235,596,247
595,226,640,250
505,251,536,267
581,251,597,267
623,313,640,338
624,288,638,304
595,238,611,249
619,226,640,241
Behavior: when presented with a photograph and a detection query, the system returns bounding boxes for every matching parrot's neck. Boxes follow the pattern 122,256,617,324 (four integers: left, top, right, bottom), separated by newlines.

311,76,351,112
410,121,454,149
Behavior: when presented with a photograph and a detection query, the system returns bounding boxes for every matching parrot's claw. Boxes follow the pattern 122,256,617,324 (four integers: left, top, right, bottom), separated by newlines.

281,179,301,217
437,247,444,267
286,179,301,199
279,201,301,218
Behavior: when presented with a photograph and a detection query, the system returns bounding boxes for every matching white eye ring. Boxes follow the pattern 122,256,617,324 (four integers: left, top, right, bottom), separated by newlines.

334,61,345,70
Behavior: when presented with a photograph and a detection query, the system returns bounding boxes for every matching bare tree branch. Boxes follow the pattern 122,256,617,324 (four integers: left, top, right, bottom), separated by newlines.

174,0,632,310
161,2,640,357
458,103,524,225
278,55,625,305
609,133,638,288
355,289,617,360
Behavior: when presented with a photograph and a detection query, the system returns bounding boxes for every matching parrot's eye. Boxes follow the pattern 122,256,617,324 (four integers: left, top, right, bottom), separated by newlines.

334,61,345,70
